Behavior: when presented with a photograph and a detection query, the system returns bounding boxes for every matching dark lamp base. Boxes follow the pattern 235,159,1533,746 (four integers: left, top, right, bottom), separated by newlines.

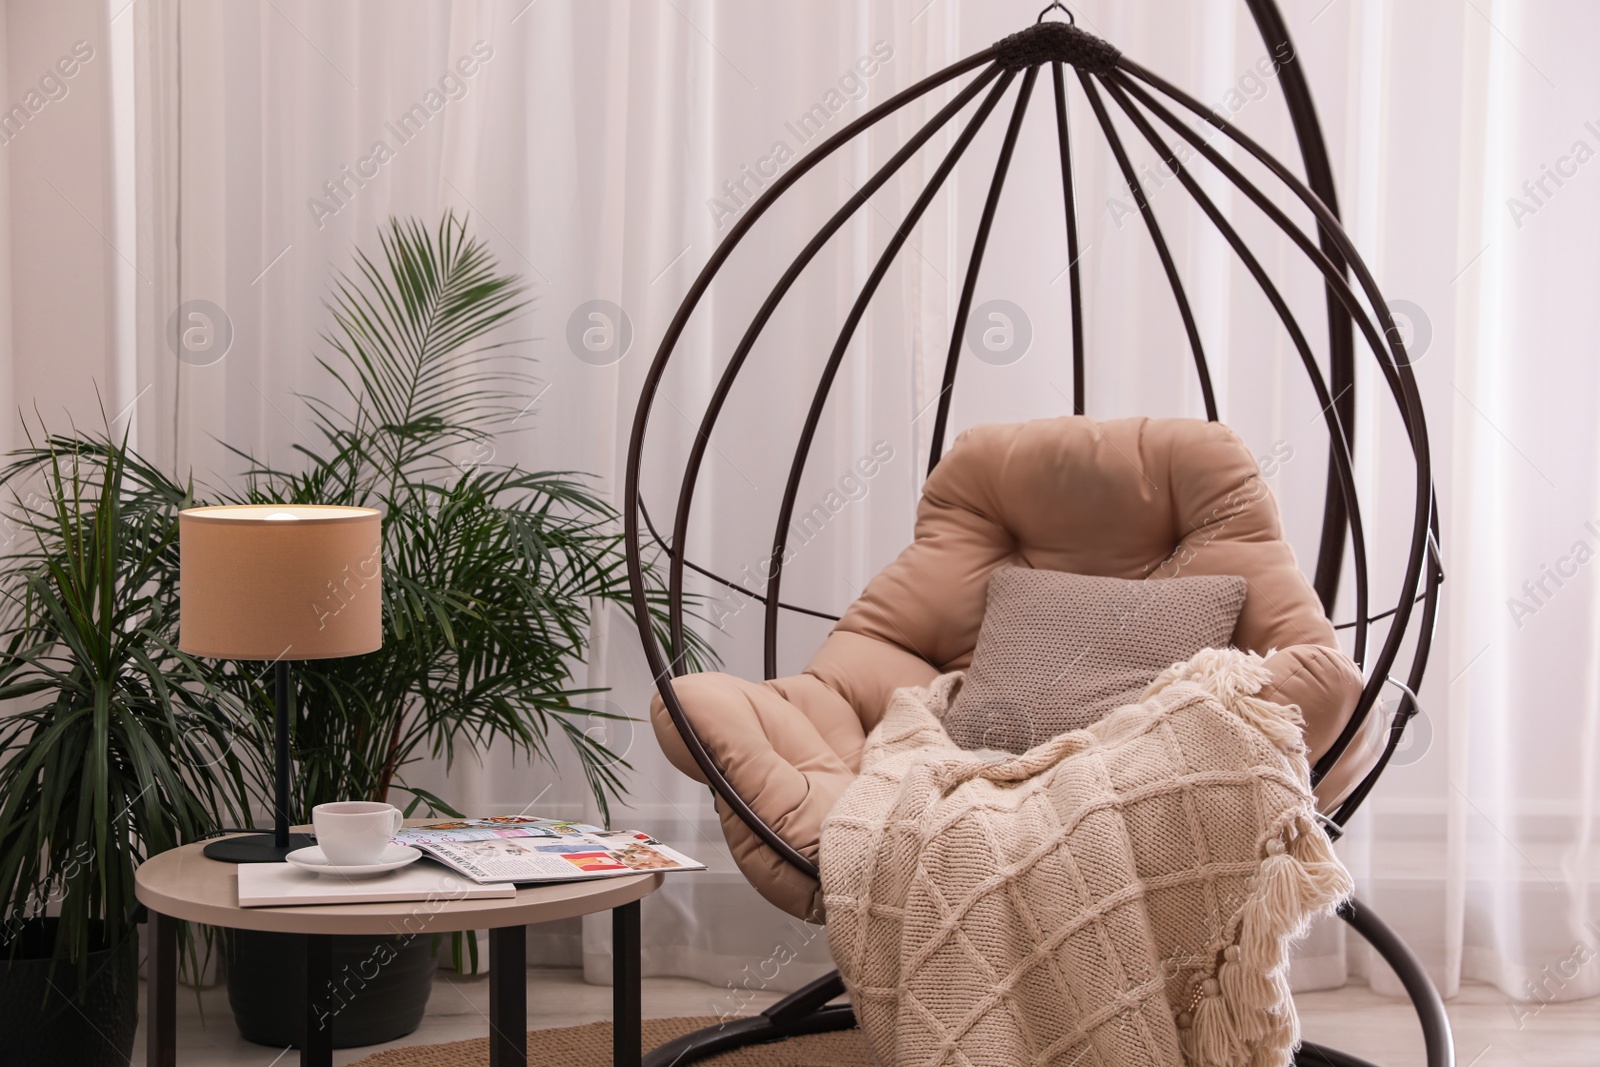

202,832,316,864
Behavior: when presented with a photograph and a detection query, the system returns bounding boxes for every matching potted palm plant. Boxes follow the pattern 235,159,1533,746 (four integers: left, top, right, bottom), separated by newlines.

214,213,713,1047
0,430,258,1065
0,214,705,1052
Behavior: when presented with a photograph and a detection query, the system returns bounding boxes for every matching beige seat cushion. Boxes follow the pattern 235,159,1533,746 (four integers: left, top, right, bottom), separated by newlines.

650,416,1372,919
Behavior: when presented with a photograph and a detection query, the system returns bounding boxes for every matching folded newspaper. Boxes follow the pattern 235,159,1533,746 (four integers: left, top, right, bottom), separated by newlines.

394,817,705,885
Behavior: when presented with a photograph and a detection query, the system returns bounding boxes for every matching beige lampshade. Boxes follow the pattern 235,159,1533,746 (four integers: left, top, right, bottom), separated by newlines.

179,505,383,661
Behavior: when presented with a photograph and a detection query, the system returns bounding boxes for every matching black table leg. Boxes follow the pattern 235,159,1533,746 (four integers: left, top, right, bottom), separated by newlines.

302,934,334,1067
146,910,177,1067
613,901,641,1067
489,926,528,1067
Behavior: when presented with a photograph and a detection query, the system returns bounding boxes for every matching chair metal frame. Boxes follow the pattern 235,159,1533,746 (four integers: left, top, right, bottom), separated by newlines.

623,4,1451,1064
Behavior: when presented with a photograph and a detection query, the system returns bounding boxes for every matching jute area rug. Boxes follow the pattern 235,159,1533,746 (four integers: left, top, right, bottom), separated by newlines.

346,1016,875,1066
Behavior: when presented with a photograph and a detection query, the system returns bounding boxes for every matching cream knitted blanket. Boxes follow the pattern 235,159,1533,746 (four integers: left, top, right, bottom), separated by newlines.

820,648,1352,1067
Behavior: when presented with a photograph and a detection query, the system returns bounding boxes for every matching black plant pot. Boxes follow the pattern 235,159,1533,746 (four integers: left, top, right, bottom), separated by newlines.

227,928,438,1048
0,918,139,1066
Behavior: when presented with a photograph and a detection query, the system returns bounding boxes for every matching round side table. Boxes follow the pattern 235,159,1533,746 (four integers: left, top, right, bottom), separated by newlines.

135,832,663,1067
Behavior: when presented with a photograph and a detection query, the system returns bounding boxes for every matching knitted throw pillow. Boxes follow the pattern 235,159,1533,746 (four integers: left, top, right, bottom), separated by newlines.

943,568,1247,753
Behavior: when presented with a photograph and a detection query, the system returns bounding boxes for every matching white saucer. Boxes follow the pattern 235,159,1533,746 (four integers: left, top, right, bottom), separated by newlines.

285,844,421,877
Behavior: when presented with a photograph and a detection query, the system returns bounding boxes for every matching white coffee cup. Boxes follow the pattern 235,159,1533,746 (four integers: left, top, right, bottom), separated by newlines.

312,801,403,866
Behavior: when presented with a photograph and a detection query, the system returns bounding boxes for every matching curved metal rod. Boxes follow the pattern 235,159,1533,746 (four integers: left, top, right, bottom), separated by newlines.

1338,563,1442,826
762,71,1019,678
1340,897,1456,1067
623,50,1001,877
1332,523,1444,825
642,973,854,1067
1051,63,1087,414
1116,58,1428,432
1078,71,1217,422
667,62,1006,673
1108,68,1434,776
1110,71,1411,432
1112,59,1435,779
1331,592,1429,632
926,67,1040,474
623,44,997,670
1243,0,1357,616
635,494,842,624
1099,73,1370,668
642,1010,857,1067
1384,508,1444,789
1107,71,1421,513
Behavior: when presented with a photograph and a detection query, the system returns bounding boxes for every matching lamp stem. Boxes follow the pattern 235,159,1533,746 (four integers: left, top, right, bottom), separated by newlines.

201,658,311,863
273,658,293,849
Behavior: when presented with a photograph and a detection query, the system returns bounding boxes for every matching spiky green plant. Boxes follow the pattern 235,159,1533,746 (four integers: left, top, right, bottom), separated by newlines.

0,427,256,964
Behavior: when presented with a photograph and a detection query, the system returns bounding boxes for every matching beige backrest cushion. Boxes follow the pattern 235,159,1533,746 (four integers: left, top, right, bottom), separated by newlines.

944,569,1247,753
826,417,1336,678
805,415,1366,796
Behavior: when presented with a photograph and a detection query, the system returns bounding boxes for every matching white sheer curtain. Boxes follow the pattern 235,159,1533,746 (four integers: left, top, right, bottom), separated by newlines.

5,0,1594,1009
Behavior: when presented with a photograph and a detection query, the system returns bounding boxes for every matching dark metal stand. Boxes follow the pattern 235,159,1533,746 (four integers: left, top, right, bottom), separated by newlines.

489,925,528,1067
204,659,315,863
481,903,642,1067
146,909,337,1067
146,910,177,1067
1313,897,1455,1067
613,901,643,1067
302,933,334,1066
480,904,644,1067
143,901,650,1066
641,972,854,1067
644,896,1453,1067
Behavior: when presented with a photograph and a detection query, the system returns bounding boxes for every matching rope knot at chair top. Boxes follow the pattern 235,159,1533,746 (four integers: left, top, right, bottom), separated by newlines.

994,21,1122,74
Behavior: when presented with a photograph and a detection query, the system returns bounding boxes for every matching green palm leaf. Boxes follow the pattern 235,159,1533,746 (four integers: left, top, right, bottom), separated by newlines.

227,211,717,824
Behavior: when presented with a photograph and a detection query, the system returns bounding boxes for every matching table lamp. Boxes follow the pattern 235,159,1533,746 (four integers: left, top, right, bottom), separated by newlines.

179,504,383,863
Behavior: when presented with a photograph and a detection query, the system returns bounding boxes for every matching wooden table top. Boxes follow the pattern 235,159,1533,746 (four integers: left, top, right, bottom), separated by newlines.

134,828,663,935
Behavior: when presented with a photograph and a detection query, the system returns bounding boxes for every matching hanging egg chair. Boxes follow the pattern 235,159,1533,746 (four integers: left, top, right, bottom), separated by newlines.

624,4,1448,1065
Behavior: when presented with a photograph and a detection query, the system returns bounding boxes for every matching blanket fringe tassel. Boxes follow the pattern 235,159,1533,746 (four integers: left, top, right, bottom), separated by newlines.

1155,651,1356,1067
1179,817,1352,1067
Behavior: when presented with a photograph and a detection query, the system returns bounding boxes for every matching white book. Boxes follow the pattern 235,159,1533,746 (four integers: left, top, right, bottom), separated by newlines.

237,860,517,907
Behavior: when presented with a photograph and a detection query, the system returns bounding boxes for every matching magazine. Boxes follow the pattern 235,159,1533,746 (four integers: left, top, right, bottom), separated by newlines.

394,817,706,885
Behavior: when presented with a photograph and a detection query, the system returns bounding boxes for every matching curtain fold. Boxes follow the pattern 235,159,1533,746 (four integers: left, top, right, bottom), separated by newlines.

4,0,1568,1005
0,1,12,459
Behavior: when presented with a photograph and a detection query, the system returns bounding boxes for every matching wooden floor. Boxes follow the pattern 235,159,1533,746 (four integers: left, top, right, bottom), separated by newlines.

129,968,1598,1065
